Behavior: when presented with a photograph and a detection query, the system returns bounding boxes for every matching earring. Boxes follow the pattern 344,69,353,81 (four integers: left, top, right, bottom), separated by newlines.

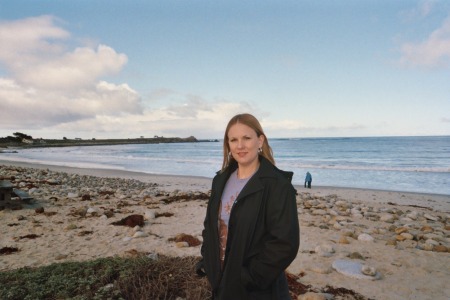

258,147,262,153
228,152,232,159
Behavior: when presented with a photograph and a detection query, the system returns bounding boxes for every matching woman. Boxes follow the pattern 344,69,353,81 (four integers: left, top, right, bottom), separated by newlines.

196,113,299,299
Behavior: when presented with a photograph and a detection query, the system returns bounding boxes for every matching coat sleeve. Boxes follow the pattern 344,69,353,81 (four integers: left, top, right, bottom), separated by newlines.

196,176,218,277
241,180,300,290
195,193,211,277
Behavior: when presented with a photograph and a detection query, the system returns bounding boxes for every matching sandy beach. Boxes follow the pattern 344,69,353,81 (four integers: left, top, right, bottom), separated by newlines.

1,161,449,299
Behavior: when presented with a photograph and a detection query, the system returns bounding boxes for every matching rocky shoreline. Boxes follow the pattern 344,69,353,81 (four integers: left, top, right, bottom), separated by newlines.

0,135,202,149
0,164,449,299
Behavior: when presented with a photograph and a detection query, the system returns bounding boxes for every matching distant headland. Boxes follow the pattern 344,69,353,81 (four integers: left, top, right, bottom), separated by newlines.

0,132,218,149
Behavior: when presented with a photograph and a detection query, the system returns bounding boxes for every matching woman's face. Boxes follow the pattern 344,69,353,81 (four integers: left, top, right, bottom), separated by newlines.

227,122,264,169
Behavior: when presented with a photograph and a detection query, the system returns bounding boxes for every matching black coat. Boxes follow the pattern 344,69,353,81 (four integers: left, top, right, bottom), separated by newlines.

197,156,300,299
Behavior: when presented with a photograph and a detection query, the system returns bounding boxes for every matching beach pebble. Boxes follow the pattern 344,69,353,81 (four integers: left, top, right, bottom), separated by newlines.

406,211,418,220
311,209,327,215
361,264,377,276
87,207,100,215
424,213,439,221
315,244,335,257
176,241,189,248
399,240,417,249
145,210,156,220
421,225,434,233
133,231,148,238
297,292,329,300
400,233,414,240
67,192,79,198
420,243,434,251
332,259,381,280
310,264,333,274
147,252,159,260
395,227,408,234
380,214,395,223
347,252,365,260
358,233,374,242
122,237,133,242
433,245,449,252
339,236,350,244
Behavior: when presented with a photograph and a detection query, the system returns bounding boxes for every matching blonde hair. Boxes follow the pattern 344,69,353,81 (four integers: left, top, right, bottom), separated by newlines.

221,113,275,172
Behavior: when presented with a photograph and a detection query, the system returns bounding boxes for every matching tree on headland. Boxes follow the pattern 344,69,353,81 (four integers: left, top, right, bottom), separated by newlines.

13,132,33,140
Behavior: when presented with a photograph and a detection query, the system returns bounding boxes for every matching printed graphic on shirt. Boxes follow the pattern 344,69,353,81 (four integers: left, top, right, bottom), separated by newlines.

219,191,239,263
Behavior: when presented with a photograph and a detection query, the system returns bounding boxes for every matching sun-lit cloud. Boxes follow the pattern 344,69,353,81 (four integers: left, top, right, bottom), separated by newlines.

399,15,450,68
44,98,256,139
14,45,128,90
0,15,265,139
0,15,141,133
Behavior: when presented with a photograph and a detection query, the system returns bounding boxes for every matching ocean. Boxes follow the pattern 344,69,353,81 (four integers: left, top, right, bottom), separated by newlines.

1,136,449,195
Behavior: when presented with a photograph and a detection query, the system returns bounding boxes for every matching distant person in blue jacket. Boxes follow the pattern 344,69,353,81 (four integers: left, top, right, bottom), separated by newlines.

305,171,312,188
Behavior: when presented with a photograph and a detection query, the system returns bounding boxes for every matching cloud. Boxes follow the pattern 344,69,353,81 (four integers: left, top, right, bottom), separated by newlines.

0,78,141,128
442,117,450,123
0,15,69,62
46,98,256,139
0,15,141,131
398,16,450,68
14,45,128,90
400,0,437,21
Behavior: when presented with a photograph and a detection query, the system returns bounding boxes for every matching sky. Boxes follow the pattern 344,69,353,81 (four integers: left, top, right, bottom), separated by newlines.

0,0,449,140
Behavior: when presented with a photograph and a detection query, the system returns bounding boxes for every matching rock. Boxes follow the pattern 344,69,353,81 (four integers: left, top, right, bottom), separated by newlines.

67,192,79,198
133,231,148,238
147,252,159,260
424,213,439,221
176,241,189,248
395,227,408,234
332,259,381,280
421,225,434,233
297,292,327,300
380,213,395,223
87,207,100,215
104,210,114,218
358,233,374,242
425,239,439,246
310,265,333,274
433,245,448,252
396,235,407,241
311,209,327,215
421,243,434,251
400,233,414,240
65,224,77,230
399,240,417,249
333,223,343,230
145,210,156,220
347,252,365,260
361,264,377,276
353,213,364,219
339,236,350,244
423,233,442,242
406,211,418,220
315,244,335,257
